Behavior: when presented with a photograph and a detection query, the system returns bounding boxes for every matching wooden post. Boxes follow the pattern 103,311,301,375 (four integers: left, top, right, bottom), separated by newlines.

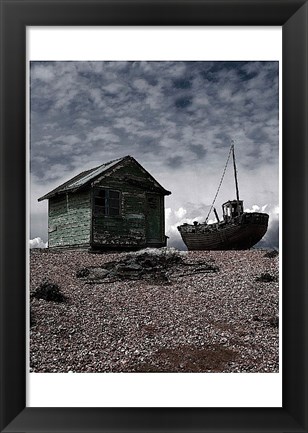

214,207,220,223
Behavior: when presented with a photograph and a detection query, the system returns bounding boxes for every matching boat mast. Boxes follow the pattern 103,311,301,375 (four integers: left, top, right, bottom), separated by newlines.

231,141,240,201
204,142,233,223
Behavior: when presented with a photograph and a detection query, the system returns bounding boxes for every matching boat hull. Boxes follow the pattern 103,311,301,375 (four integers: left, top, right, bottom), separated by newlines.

178,212,269,251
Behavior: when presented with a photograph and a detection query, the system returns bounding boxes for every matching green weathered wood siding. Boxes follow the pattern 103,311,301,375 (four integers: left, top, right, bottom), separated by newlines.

48,190,91,248
92,162,166,248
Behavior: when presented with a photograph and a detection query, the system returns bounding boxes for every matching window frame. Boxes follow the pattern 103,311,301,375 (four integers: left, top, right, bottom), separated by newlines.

93,188,121,217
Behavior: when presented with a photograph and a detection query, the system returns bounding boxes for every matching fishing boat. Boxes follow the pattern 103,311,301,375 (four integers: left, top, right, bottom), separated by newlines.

177,142,269,250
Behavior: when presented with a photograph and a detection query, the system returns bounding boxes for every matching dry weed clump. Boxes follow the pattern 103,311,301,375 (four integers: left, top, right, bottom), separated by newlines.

31,281,67,303
256,273,278,283
263,249,279,258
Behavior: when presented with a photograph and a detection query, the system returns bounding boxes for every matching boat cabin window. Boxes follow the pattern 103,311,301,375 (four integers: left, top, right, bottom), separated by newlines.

222,200,243,220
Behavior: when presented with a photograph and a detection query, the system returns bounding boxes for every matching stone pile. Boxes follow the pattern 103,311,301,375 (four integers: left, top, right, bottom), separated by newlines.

76,247,218,285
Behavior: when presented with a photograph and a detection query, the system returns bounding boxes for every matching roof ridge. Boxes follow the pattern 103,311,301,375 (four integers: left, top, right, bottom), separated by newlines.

38,156,130,201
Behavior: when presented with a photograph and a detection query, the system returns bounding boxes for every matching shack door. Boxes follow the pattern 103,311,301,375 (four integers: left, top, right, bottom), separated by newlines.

146,193,162,245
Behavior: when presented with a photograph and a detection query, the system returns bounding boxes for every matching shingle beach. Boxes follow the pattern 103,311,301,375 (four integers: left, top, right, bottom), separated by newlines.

30,248,279,373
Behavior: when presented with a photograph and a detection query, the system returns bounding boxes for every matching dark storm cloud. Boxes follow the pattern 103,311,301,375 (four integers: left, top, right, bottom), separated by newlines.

175,96,193,109
30,61,279,248
247,127,269,143
189,144,207,159
172,77,192,89
166,156,184,169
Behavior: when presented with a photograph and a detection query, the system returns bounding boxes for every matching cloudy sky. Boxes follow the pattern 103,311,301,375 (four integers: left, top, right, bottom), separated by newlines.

30,61,279,249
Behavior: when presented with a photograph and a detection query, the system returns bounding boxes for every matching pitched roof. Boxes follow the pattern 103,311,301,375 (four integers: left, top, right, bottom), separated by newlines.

38,156,171,201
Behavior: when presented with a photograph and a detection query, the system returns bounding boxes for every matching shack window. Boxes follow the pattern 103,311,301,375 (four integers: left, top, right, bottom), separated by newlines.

94,189,120,216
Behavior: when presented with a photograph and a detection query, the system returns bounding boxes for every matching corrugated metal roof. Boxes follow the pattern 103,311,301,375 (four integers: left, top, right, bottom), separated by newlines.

38,156,127,201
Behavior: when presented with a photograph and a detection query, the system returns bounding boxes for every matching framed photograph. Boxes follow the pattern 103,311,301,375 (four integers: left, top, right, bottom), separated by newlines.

1,1,307,432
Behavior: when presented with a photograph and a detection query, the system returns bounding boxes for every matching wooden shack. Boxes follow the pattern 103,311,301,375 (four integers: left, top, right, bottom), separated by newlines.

38,156,171,250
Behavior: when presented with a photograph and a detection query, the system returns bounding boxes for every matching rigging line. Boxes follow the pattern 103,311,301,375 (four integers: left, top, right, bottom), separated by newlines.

205,142,234,223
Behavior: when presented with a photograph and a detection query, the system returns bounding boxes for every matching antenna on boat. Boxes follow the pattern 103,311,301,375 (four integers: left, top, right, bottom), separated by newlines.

231,140,240,201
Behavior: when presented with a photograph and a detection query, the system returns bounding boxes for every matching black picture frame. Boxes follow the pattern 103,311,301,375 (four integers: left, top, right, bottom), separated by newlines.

0,1,307,432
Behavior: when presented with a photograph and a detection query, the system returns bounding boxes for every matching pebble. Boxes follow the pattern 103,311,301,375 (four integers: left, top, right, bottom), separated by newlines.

30,249,279,373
